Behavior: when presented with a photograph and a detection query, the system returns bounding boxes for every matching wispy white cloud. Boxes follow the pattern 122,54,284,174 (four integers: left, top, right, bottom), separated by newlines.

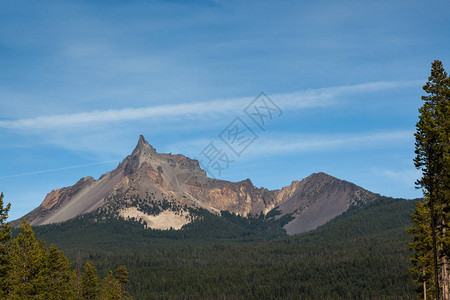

247,130,414,155
0,80,419,130
166,130,415,157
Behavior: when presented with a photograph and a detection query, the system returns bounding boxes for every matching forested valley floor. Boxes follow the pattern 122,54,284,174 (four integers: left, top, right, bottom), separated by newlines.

24,197,418,299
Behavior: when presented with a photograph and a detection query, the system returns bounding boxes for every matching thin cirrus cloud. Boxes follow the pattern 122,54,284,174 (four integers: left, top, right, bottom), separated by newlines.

245,130,415,156
165,130,415,157
0,80,420,131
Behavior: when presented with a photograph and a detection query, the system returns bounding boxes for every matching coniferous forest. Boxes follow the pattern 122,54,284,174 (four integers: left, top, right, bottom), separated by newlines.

6,195,418,299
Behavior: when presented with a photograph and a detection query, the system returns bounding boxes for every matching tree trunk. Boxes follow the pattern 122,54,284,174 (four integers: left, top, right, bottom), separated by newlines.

442,226,448,300
443,256,448,300
430,190,441,299
424,268,427,300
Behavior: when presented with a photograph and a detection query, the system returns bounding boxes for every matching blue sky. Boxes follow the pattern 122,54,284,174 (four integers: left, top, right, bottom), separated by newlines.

1,0,449,220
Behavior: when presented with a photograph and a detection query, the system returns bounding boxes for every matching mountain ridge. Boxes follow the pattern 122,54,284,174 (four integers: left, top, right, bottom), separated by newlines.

14,135,378,234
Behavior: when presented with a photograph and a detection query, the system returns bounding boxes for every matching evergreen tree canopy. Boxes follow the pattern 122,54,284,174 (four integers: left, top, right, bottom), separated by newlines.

81,262,100,300
0,193,130,300
8,219,46,299
99,271,124,300
410,59,450,299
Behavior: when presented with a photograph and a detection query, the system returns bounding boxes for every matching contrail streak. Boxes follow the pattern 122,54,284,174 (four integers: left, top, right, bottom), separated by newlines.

0,160,119,179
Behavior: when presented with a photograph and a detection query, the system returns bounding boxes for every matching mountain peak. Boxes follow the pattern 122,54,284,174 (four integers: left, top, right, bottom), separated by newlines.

133,135,156,154
307,172,336,181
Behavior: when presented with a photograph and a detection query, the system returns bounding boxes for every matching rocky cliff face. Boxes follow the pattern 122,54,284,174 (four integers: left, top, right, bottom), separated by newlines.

15,135,377,234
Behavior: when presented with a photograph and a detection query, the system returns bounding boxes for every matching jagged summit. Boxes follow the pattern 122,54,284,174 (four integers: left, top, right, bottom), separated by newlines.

14,135,378,234
308,171,333,178
132,135,157,155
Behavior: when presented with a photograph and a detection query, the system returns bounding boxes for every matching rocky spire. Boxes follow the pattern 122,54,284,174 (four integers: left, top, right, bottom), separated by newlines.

132,135,156,155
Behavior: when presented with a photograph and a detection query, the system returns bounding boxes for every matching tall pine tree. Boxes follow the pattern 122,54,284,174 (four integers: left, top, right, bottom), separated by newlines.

411,60,450,299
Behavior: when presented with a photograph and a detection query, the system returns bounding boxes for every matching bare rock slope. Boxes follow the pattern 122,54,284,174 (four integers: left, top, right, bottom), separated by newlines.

15,135,377,234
